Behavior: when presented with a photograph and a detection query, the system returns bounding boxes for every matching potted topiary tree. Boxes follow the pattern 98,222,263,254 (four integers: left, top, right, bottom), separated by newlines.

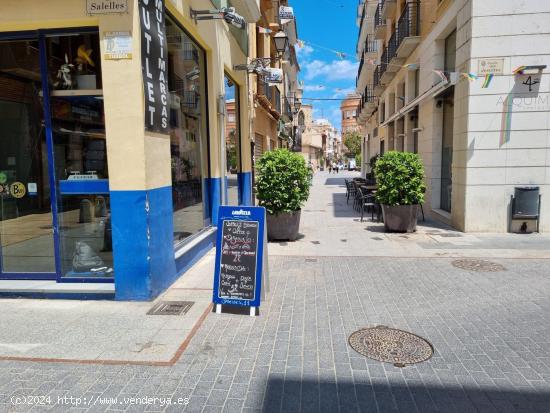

374,151,426,233
256,149,312,241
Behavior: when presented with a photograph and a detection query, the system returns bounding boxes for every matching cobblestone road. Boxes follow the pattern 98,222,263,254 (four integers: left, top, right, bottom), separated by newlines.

2,172,550,412
2,255,550,412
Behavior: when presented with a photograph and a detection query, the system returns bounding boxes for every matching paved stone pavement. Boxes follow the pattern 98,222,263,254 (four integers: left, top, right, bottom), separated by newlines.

2,172,550,412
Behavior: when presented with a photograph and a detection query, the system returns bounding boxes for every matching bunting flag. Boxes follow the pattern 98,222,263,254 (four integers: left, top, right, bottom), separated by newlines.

462,73,478,82
257,26,272,34
296,39,305,48
513,66,527,75
433,70,447,82
335,51,347,60
482,73,494,88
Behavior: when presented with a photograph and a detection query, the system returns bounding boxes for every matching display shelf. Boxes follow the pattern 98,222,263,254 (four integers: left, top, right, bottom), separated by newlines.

40,89,103,97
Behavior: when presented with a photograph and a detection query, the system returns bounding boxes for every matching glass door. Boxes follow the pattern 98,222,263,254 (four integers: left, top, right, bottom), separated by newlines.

0,38,56,276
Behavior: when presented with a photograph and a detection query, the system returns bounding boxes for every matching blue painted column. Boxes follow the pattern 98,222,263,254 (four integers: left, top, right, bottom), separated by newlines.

111,187,176,301
238,172,253,206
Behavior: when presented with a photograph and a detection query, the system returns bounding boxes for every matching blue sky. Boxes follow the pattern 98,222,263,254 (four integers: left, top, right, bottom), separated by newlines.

293,0,359,133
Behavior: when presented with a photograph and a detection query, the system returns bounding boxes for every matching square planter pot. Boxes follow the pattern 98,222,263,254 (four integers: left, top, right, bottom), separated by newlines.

381,204,419,233
266,210,301,241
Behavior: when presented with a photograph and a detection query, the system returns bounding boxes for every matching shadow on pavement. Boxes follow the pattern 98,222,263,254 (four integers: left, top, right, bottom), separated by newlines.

262,377,550,412
332,193,359,218
324,177,347,186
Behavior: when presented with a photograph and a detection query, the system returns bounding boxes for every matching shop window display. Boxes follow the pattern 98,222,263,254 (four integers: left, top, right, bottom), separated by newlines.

167,18,209,245
46,32,114,279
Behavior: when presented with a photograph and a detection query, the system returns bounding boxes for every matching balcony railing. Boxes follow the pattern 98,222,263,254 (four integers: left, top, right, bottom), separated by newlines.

374,2,384,28
363,85,375,104
397,1,420,43
365,36,378,54
374,65,381,87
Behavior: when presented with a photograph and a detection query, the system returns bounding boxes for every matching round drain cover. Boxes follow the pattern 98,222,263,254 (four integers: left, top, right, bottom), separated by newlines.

348,326,433,367
452,259,506,272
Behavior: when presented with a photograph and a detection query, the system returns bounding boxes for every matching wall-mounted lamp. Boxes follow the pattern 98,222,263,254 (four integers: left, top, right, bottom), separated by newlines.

190,7,246,29
273,31,289,55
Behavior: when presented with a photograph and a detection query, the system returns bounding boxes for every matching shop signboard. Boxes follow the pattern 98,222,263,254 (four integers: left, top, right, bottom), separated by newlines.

87,0,128,14
213,206,269,316
138,0,169,134
279,6,295,24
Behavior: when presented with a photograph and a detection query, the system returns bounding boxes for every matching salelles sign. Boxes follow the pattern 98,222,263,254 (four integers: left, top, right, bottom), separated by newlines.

138,0,169,134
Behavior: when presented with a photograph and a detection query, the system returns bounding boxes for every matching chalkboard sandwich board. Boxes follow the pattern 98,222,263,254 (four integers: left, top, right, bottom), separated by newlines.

213,206,268,316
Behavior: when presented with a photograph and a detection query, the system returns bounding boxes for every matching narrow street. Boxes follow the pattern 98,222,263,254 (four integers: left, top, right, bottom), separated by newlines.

1,172,550,412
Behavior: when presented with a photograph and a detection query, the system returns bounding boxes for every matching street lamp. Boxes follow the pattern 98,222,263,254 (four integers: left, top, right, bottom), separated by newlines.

273,32,289,55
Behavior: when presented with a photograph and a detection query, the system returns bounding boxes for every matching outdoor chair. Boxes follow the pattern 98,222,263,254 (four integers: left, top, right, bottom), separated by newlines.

357,187,379,222
345,179,356,204
353,181,363,211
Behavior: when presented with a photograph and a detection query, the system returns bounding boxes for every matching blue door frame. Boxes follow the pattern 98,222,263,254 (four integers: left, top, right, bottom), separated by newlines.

0,27,113,283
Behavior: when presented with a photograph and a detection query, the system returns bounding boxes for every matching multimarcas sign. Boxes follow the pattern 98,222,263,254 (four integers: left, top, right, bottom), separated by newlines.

138,0,169,134
86,0,128,14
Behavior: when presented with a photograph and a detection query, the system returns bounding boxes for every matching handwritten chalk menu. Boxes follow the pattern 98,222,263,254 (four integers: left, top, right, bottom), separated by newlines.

213,206,268,313
219,220,258,300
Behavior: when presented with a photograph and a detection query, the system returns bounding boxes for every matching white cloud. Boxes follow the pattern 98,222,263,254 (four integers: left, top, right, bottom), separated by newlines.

303,84,326,92
296,44,314,58
304,59,359,81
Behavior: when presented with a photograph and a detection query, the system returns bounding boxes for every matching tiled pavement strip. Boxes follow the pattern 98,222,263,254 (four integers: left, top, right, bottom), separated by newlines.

1,172,550,412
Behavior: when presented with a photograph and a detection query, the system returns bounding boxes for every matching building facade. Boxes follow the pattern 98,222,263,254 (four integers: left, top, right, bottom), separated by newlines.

0,0,262,300
356,0,550,233
250,0,301,168
341,93,362,135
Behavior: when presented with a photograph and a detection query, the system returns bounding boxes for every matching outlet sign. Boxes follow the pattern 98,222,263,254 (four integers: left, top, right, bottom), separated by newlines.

87,0,128,14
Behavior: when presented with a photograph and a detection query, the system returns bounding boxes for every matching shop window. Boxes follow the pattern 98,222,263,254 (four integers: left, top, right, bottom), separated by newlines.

0,39,55,274
224,74,240,206
166,17,209,245
45,31,113,280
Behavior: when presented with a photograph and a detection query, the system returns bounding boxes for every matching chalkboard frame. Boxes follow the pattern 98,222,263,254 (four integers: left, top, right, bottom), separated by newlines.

213,206,267,308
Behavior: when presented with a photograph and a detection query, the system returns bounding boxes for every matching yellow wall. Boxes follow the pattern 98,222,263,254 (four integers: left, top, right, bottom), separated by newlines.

0,0,254,193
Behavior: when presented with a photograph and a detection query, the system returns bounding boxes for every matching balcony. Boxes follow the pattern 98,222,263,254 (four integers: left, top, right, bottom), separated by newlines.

373,66,385,96
381,0,396,19
374,3,386,40
365,36,378,60
386,31,404,73
395,1,421,59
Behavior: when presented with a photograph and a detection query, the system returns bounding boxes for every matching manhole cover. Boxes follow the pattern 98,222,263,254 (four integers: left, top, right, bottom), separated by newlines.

147,301,194,316
311,241,320,245
372,237,383,241
451,259,506,272
348,326,433,367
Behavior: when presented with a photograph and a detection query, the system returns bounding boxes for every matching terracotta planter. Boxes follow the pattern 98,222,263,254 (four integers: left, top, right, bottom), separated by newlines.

267,210,301,241
381,204,419,233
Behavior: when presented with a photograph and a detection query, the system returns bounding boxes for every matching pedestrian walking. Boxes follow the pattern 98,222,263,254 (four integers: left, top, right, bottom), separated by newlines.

328,163,332,173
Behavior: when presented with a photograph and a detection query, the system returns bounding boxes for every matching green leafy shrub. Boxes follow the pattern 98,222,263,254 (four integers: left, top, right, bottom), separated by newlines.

256,149,312,215
374,151,426,206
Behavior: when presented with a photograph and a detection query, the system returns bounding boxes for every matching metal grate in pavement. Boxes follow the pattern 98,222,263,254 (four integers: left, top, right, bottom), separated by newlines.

147,301,194,316
349,325,433,367
452,259,506,272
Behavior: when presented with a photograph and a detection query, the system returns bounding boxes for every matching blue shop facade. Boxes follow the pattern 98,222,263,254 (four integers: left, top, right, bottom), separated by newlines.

0,1,255,300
